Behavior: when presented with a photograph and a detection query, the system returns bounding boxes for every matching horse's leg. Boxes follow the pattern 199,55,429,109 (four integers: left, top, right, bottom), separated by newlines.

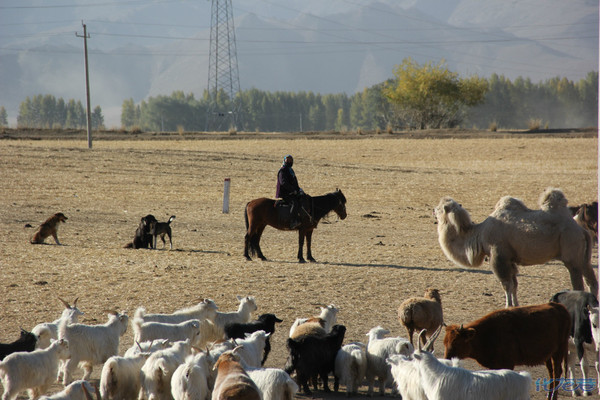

306,229,316,262
254,226,267,261
297,231,306,263
244,233,252,261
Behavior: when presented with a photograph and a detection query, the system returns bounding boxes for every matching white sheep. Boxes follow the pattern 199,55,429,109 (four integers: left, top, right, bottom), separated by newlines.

134,299,218,325
208,296,258,341
39,380,95,400
412,350,531,400
132,318,207,347
289,304,338,338
365,326,413,396
124,339,171,358
0,339,70,400
58,311,129,385
387,354,460,400
398,288,443,349
32,297,84,349
171,352,212,400
231,330,270,368
139,339,193,400
334,342,367,396
247,366,298,400
100,351,152,400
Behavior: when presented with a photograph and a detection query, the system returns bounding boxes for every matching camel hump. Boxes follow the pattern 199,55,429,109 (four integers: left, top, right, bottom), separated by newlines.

494,196,529,212
539,187,568,211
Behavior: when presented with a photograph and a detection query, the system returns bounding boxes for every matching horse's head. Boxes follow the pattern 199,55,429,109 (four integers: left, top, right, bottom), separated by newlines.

333,189,347,220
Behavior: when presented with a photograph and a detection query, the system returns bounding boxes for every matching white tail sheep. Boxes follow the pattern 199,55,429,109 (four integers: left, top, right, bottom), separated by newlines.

100,351,152,400
139,339,193,400
289,304,338,338
208,296,258,341
124,339,171,358
0,339,70,400
334,342,367,396
211,348,261,400
39,380,95,400
134,299,218,325
58,310,129,385
398,288,444,349
171,351,211,400
365,326,413,396
132,318,208,347
32,297,84,349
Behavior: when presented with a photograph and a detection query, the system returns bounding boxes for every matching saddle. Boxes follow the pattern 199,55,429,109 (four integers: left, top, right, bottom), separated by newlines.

274,195,313,227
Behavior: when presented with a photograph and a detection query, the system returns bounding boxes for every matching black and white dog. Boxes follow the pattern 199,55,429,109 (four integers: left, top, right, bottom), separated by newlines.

151,215,176,249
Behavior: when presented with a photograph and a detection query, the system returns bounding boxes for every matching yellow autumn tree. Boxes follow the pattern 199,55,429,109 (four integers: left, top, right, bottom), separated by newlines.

384,58,487,129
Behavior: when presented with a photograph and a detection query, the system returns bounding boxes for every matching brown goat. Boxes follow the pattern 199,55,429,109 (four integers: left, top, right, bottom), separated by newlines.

398,288,443,349
212,349,261,400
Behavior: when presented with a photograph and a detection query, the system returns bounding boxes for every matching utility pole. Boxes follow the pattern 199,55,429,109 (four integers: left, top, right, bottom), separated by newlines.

76,21,92,149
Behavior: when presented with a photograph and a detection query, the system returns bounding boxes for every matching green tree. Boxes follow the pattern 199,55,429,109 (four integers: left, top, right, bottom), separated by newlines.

384,58,487,129
91,106,104,129
0,106,7,127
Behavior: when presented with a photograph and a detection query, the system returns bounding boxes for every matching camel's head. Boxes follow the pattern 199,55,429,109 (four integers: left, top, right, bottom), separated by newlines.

434,197,473,234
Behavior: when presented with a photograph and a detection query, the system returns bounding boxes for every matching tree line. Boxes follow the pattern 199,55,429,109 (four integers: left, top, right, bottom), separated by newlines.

15,94,104,129
121,65,597,132
10,60,598,132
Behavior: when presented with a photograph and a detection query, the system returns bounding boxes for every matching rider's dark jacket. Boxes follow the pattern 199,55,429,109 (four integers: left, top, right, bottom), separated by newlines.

276,164,300,200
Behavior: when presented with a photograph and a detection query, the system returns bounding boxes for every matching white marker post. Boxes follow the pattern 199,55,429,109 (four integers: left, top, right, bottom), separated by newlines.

223,178,231,213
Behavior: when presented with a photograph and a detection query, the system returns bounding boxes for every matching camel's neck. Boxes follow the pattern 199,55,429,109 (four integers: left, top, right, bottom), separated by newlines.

438,221,485,267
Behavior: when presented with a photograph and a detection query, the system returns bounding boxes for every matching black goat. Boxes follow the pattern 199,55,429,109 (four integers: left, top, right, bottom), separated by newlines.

224,313,283,365
0,329,38,360
284,324,346,395
550,290,598,361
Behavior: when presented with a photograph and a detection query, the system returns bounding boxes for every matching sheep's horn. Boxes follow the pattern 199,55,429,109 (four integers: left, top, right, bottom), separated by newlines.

73,297,79,307
417,329,426,352
136,341,144,352
58,297,70,309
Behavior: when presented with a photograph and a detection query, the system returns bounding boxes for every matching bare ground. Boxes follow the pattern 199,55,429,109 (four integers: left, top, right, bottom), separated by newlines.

0,129,598,399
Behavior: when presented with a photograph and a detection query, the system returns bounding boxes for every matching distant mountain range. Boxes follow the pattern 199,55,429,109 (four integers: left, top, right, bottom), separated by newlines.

0,0,597,127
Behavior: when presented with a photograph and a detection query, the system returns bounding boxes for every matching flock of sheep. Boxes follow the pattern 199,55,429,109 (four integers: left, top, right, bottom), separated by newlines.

1,285,598,400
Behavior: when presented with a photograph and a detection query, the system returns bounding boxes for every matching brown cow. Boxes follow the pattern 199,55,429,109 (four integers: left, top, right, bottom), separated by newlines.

444,302,571,400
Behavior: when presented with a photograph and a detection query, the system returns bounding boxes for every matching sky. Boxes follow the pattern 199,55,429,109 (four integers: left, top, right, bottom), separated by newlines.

0,0,597,127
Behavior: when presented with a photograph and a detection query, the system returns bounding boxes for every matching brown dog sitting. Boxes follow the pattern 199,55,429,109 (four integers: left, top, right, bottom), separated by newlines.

30,213,68,245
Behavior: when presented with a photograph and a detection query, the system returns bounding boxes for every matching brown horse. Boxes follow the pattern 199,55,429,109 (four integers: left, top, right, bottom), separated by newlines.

244,189,347,262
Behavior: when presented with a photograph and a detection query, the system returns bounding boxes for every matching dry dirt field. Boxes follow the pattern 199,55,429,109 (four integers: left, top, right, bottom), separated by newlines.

0,129,598,399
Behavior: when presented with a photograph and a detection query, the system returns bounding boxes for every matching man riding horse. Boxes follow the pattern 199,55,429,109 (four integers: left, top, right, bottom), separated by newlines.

276,155,305,229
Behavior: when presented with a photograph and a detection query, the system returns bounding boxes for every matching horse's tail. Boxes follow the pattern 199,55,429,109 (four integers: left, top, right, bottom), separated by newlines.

244,202,250,230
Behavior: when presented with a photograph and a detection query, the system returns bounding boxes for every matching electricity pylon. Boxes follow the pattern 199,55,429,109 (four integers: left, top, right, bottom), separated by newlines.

206,0,242,131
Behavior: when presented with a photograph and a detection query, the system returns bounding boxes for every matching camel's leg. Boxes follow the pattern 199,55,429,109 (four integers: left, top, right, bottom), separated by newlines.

510,265,519,306
581,263,599,294
563,261,585,291
297,232,306,263
306,230,316,262
489,250,518,307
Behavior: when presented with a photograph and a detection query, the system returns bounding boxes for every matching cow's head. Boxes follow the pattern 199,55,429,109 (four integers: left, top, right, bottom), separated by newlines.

443,324,476,359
